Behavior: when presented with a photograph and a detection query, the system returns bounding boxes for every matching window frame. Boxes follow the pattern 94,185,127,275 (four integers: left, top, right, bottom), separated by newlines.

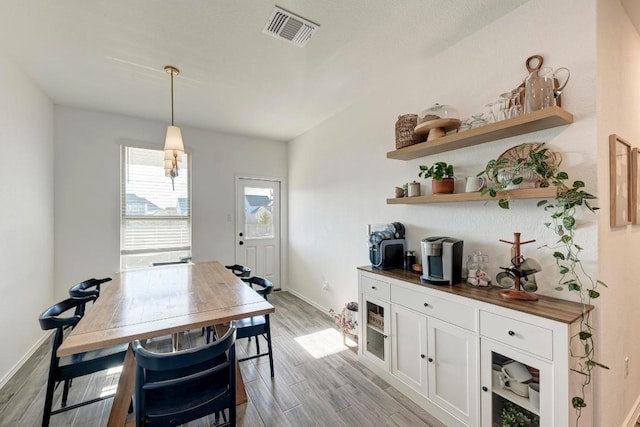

119,145,192,269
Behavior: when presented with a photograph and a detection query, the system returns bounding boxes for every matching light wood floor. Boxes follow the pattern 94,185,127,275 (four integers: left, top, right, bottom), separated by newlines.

0,291,445,427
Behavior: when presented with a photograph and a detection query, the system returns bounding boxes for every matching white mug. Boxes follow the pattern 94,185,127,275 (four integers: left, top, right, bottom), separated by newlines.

504,379,529,397
465,176,485,193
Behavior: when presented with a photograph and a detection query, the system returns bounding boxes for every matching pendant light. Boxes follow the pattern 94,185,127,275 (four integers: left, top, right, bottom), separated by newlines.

163,65,184,190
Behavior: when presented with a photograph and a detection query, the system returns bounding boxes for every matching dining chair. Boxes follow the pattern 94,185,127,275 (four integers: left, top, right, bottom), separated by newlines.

225,264,251,278
68,276,111,297
68,277,112,315
38,296,128,427
236,276,275,377
132,324,237,426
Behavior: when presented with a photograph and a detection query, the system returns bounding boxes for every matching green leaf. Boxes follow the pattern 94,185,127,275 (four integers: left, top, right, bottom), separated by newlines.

498,199,510,209
575,244,583,251
544,222,551,228
555,286,564,291
597,280,608,288
568,283,581,291
553,252,566,260
572,396,587,408
537,200,548,207
559,266,570,274
563,216,576,229
489,188,496,198
557,171,569,180
560,235,571,243
588,290,600,299
573,180,585,188
512,177,523,185
579,331,592,340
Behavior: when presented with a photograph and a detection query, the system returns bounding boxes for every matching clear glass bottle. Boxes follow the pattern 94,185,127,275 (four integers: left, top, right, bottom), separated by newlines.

466,252,491,287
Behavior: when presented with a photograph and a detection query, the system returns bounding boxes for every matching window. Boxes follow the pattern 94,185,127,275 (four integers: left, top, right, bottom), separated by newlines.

120,146,191,270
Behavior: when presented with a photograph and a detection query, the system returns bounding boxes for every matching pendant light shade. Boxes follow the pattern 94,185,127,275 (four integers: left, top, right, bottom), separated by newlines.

162,65,185,189
164,125,184,153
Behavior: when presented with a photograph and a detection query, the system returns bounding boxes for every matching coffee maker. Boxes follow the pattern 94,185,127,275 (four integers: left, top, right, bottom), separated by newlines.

420,236,463,285
368,222,406,270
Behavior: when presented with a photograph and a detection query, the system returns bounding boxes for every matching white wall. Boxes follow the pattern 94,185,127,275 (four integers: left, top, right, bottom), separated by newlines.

0,52,54,386
289,0,597,310
54,106,287,299
596,0,640,425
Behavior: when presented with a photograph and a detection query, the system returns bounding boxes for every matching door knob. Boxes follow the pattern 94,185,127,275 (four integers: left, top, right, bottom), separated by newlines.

427,357,433,363
239,241,244,246
482,386,488,392
239,232,244,237
420,354,426,359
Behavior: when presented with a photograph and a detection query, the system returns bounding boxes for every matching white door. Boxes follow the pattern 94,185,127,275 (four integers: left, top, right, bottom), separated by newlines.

235,177,281,288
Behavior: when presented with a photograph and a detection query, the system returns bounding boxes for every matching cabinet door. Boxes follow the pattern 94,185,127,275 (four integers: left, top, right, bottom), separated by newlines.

362,295,390,370
427,317,478,426
391,304,428,393
480,339,551,427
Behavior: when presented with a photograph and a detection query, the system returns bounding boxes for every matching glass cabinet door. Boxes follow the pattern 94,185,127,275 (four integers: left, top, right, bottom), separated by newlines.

363,296,389,369
481,340,550,426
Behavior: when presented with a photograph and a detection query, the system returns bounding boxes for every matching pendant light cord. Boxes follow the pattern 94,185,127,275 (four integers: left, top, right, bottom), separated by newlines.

170,70,175,126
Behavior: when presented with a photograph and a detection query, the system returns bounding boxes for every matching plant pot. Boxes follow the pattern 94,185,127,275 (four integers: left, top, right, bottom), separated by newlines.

432,178,455,194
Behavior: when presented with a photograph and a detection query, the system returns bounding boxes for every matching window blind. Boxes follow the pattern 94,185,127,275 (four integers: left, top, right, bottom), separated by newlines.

120,146,191,269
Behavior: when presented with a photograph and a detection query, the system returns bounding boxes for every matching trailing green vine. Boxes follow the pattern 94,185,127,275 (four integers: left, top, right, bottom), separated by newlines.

479,143,609,425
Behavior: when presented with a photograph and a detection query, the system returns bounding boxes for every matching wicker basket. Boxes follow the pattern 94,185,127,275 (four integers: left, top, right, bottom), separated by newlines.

395,114,425,149
367,311,384,329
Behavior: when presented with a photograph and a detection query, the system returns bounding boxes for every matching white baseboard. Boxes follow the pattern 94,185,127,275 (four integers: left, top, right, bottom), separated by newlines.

0,332,51,390
624,393,640,427
283,288,332,318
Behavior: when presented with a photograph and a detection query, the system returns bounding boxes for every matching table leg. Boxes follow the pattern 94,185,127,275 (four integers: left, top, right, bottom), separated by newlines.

107,344,136,427
214,324,248,404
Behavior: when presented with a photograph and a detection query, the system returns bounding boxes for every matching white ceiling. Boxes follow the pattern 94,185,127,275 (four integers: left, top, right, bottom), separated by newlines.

0,0,532,141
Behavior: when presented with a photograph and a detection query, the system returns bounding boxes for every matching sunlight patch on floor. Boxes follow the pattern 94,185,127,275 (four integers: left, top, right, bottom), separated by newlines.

294,328,357,359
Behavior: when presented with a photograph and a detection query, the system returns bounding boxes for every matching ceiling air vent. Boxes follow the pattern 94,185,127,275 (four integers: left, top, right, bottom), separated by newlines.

262,6,319,47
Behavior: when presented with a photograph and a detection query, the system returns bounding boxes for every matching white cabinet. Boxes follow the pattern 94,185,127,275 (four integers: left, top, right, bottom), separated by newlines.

357,267,590,427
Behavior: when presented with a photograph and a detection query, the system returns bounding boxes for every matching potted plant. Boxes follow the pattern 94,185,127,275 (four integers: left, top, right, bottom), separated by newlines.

479,143,609,423
419,161,455,194
500,401,540,427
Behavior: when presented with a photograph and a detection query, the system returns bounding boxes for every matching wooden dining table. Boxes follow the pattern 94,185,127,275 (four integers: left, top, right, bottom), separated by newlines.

57,260,275,427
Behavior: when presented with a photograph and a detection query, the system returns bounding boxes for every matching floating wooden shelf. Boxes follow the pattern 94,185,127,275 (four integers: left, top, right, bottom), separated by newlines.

386,187,558,205
387,106,574,161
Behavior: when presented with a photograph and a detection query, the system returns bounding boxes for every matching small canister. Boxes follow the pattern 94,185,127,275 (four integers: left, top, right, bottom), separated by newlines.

408,181,421,197
404,251,416,270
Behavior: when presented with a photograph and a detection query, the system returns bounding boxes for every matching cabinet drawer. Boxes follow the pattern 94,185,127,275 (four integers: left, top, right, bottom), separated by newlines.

480,311,553,360
361,275,390,301
391,285,475,331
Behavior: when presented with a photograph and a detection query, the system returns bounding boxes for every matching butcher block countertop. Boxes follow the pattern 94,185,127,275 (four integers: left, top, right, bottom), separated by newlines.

358,266,593,324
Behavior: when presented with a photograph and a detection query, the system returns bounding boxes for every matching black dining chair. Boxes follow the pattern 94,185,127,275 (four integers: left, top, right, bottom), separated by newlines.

68,277,111,298
68,277,112,316
225,264,251,278
38,296,128,427
132,324,237,426
236,276,275,377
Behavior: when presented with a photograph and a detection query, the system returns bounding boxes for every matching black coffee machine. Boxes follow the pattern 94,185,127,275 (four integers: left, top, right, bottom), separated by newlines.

369,222,406,270
420,236,463,285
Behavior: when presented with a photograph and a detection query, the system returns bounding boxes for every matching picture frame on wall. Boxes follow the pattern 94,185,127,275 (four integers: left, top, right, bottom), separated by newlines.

632,147,639,225
609,134,632,227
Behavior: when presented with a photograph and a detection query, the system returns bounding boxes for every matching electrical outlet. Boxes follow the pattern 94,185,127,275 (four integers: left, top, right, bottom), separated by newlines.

625,357,629,378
